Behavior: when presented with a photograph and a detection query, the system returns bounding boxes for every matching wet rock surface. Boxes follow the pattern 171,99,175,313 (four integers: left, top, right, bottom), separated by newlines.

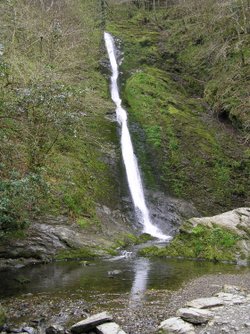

147,191,200,236
0,192,199,271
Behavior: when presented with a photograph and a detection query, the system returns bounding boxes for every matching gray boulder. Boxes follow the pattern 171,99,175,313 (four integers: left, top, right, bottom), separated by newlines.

23,327,37,334
158,317,195,334
46,324,65,334
71,312,112,333
215,292,246,305
189,207,250,237
176,307,213,324
186,297,224,309
96,322,127,334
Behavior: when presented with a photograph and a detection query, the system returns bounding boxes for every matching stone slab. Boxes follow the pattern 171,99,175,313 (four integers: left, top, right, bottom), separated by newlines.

186,297,224,309
158,317,195,334
71,312,112,333
177,307,213,324
215,292,246,304
96,322,127,334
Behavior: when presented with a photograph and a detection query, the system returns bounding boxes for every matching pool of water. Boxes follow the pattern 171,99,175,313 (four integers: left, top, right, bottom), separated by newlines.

0,257,247,299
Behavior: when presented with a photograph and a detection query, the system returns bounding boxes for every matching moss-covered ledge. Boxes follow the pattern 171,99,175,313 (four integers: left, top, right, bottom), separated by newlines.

139,208,250,264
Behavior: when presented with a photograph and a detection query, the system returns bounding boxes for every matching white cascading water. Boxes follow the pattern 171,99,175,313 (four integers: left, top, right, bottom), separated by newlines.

104,32,170,240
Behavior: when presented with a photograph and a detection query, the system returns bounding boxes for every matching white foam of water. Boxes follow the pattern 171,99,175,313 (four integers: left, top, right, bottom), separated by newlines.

104,32,171,241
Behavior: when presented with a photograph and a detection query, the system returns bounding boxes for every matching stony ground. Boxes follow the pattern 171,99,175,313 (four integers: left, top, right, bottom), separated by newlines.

1,271,250,334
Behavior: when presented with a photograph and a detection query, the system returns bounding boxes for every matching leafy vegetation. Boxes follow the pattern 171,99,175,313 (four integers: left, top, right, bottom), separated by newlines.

0,0,119,235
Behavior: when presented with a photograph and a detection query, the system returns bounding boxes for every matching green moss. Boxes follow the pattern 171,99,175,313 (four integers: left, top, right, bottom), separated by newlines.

107,1,250,214
108,232,154,254
55,247,97,261
139,225,241,262
124,66,246,211
14,275,31,284
76,217,95,229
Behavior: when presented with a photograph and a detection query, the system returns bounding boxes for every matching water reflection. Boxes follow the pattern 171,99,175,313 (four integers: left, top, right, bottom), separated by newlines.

130,258,150,307
0,258,248,299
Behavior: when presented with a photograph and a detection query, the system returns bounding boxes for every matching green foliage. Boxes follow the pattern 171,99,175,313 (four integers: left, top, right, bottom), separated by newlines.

0,171,48,233
145,125,162,148
0,0,120,235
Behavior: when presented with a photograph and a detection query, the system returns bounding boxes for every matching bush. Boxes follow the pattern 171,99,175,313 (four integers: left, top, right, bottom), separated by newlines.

0,171,48,233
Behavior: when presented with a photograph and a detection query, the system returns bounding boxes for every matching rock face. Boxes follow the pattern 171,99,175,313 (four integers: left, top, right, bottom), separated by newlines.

188,207,250,263
176,307,213,324
0,208,134,270
71,312,113,333
147,191,200,236
158,317,195,334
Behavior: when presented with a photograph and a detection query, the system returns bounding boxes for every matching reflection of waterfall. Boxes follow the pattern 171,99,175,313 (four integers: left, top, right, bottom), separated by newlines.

104,32,170,241
129,258,150,307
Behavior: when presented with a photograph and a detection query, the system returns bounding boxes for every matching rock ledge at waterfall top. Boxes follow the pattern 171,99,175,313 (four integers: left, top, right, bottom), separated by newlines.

139,208,250,264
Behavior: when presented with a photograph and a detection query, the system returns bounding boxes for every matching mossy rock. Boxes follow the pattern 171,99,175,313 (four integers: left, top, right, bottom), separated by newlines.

139,224,241,263
54,247,98,261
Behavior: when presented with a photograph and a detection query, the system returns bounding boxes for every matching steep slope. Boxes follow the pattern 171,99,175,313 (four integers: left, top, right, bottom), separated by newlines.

0,0,130,248
107,0,250,215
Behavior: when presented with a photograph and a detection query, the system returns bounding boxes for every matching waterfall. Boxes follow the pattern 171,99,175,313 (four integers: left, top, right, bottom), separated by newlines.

104,32,170,241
